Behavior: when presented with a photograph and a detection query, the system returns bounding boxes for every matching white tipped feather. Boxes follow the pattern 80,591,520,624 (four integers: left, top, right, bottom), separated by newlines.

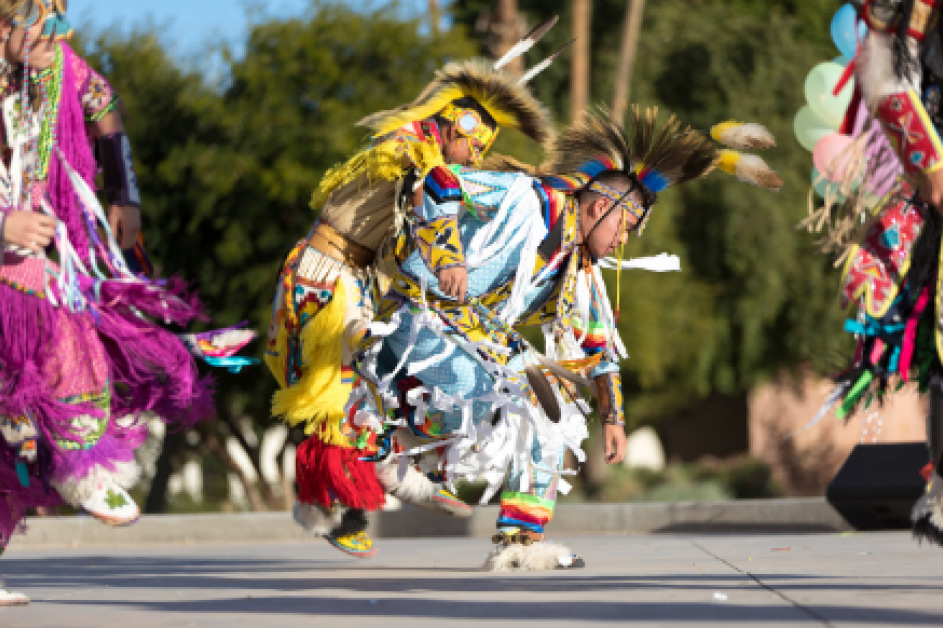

712,122,776,150
518,40,575,85
733,153,784,190
494,16,559,70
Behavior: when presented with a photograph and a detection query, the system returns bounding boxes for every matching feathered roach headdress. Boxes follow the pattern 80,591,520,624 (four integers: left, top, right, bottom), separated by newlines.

540,106,718,236
541,106,783,235
358,58,555,151
537,105,780,326
311,18,567,211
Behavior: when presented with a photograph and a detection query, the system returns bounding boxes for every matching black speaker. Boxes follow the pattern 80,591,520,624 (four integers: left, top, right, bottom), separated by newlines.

826,443,929,531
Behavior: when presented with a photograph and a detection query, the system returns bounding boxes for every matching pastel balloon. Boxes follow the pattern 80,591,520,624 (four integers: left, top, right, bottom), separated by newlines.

832,4,863,60
813,133,856,181
805,62,854,128
794,106,834,152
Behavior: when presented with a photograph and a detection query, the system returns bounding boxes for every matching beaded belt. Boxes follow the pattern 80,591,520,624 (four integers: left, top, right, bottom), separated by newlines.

307,222,375,269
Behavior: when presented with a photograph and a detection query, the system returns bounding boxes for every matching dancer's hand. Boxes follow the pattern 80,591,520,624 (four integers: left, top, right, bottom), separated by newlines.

438,266,468,302
108,204,141,250
2,212,58,254
918,168,943,215
603,423,627,465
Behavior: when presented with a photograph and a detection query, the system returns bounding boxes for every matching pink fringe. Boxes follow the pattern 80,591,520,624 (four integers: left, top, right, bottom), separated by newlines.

0,45,218,542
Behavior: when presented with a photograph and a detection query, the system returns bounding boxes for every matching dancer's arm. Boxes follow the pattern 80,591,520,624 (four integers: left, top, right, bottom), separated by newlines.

862,1,943,210
577,271,628,464
80,61,141,250
1,212,57,254
411,166,468,300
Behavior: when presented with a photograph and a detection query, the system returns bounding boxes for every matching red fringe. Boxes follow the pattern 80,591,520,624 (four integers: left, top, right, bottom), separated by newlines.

295,437,386,511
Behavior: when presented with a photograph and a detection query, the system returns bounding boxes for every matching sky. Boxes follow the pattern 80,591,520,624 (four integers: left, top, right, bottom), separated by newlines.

74,0,431,55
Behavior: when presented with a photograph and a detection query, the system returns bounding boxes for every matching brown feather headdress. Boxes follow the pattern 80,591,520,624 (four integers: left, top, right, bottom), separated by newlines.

540,106,720,235
357,59,555,148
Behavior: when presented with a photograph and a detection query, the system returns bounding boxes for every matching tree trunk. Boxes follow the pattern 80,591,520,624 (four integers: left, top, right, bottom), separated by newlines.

579,422,610,498
495,0,523,74
220,412,281,510
275,438,294,511
144,430,185,514
571,0,592,122
477,0,524,73
612,0,646,124
203,426,267,512
429,0,441,37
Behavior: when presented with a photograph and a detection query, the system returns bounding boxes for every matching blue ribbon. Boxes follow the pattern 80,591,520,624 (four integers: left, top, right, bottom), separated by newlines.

15,460,29,488
844,319,906,337
201,356,259,374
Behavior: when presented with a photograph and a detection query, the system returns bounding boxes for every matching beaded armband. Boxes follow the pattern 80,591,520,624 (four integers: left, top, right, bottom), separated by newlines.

414,215,466,274
877,90,943,177
97,132,141,207
594,372,625,426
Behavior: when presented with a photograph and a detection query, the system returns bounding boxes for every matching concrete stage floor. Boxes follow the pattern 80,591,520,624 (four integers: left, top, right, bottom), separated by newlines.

0,532,940,627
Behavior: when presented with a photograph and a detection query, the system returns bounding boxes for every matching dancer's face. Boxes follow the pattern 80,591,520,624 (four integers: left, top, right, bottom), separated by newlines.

440,122,488,167
580,193,640,259
0,20,56,68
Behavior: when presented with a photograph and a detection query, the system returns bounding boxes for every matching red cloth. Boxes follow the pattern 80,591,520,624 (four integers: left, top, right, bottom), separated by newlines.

921,462,934,482
295,437,385,511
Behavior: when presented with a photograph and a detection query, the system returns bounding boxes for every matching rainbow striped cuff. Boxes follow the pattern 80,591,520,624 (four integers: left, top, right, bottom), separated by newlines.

497,492,556,534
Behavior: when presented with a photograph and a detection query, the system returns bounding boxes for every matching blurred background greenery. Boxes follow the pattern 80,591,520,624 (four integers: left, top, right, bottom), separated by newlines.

73,0,855,513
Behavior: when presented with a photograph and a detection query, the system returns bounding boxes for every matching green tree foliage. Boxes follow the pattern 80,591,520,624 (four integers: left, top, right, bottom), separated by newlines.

453,0,851,423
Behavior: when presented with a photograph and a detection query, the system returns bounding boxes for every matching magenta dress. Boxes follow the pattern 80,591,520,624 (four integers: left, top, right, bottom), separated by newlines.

0,43,213,541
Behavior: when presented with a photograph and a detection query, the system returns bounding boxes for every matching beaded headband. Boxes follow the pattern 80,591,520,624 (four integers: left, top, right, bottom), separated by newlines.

588,180,647,237
10,0,71,40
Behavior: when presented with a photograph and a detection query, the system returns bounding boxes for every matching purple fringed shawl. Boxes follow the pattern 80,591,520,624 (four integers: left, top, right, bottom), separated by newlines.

0,44,216,538
48,43,97,263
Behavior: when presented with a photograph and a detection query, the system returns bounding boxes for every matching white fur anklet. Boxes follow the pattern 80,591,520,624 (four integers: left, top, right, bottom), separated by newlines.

292,501,344,537
483,540,582,571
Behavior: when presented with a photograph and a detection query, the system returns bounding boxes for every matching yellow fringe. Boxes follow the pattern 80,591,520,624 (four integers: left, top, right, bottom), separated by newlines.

310,137,445,211
270,276,353,447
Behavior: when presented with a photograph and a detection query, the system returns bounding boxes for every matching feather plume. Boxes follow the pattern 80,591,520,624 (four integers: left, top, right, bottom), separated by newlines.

533,353,594,390
518,39,575,85
494,15,559,70
710,121,776,150
524,365,562,423
358,59,555,147
717,150,784,190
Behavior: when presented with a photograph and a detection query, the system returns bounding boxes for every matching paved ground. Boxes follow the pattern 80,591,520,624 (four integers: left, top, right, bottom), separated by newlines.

0,532,940,627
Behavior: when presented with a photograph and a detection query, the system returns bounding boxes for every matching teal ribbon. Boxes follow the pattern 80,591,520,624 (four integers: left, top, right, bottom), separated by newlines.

844,319,906,337
15,460,29,488
202,356,259,374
